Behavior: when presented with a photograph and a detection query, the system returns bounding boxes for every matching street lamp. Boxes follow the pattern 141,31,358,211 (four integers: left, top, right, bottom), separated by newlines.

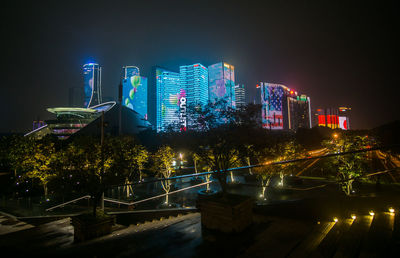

179,153,183,165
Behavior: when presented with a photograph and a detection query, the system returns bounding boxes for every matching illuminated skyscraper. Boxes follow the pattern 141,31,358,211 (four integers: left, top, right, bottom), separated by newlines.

234,84,246,108
123,66,140,78
316,107,350,130
208,62,236,108
83,63,102,108
122,66,148,119
260,82,311,130
156,68,182,132
179,63,208,107
261,83,285,130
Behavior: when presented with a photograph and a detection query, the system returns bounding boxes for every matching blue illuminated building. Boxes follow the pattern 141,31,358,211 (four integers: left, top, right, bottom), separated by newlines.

122,66,148,119
156,68,182,132
83,63,102,108
179,63,208,107
208,62,236,108
123,66,140,78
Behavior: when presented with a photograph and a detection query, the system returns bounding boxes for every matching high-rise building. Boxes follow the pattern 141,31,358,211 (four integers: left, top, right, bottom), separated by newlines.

122,66,148,119
260,82,311,131
316,107,351,130
254,83,262,105
234,84,246,108
286,94,312,130
83,63,102,108
179,63,208,107
208,62,236,108
179,63,208,131
123,66,140,78
261,83,285,129
338,107,351,130
156,67,182,132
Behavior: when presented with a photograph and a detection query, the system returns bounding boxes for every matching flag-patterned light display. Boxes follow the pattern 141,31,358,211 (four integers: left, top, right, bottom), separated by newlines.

261,83,284,129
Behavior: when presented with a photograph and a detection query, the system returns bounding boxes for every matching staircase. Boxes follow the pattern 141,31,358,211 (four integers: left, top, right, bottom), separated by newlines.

243,210,400,257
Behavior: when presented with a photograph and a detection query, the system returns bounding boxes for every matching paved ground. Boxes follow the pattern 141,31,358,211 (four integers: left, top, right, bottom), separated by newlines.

0,211,34,235
1,200,400,257
1,152,399,257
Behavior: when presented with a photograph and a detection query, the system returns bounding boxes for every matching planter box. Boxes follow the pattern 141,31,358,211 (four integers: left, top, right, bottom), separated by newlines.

71,215,115,242
196,193,253,233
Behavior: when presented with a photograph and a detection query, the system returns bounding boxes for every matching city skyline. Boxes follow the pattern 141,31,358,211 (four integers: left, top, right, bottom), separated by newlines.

1,1,399,132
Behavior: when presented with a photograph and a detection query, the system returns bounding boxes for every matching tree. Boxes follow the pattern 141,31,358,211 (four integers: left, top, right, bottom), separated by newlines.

8,135,35,178
276,140,304,186
118,137,149,197
186,100,260,194
192,152,200,174
323,134,369,195
23,139,58,197
154,146,175,204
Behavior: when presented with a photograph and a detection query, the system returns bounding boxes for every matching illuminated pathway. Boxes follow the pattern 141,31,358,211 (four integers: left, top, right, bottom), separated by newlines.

1,202,400,257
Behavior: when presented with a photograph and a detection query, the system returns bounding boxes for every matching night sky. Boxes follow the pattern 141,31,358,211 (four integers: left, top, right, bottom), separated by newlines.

1,0,399,133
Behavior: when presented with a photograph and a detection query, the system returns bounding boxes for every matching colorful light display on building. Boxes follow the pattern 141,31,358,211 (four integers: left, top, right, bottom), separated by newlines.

208,62,236,108
318,114,339,128
156,68,182,132
316,107,350,129
260,82,311,130
180,63,208,107
261,83,285,129
122,74,148,120
339,116,348,130
83,63,102,108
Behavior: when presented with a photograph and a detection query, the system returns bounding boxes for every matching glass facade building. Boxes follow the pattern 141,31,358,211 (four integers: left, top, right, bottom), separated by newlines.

234,84,246,108
261,82,311,131
122,66,148,119
179,63,208,107
123,66,140,78
261,83,285,130
208,62,236,108
156,68,182,132
83,63,102,108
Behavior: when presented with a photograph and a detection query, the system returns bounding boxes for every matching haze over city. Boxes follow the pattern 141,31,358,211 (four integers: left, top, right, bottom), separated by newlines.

1,0,399,133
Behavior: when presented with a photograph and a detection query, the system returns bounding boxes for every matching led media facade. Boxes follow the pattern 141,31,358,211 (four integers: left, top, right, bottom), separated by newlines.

208,62,235,108
180,63,208,107
156,68,182,132
122,75,148,119
339,116,348,130
124,66,140,78
316,108,348,129
261,82,284,129
83,63,102,108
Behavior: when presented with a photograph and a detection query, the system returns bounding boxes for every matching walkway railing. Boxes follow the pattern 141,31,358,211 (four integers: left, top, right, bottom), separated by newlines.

45,195,91,211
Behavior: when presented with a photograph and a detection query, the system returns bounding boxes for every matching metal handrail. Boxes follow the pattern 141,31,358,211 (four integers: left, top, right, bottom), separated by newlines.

116,145,397,188
103,197,132,206
45,195,91,211
129,181,213,206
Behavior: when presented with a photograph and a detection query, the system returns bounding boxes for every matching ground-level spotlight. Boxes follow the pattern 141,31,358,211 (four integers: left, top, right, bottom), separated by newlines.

333,217,338,222
369,210,375,216
351,214,356,220
389,207,395,214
